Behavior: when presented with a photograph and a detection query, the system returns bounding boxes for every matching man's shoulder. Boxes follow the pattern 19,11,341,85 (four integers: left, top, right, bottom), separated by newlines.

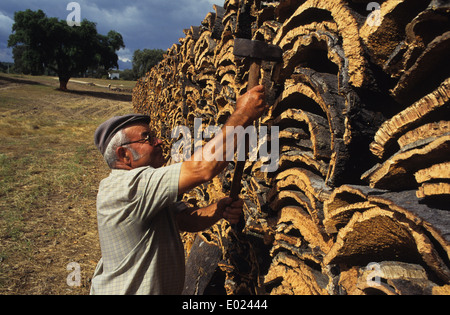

103,163,182,183
110,166,154,177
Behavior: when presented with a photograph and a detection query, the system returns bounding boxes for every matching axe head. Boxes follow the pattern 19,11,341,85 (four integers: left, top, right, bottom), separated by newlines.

233,38,283,62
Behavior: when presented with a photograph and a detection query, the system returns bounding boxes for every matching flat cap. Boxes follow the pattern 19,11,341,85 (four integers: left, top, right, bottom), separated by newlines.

94,114,150,155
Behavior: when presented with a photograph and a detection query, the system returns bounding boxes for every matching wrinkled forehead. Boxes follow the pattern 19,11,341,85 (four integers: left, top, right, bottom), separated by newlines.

122,122,151,138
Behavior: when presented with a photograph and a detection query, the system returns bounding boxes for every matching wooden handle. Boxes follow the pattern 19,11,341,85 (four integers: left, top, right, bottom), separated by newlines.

230,60,261,231
230,60,261,201
248,59,262,90
230,160,246,201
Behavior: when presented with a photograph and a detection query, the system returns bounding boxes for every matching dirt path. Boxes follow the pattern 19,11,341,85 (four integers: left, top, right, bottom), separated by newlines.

0,74,135,295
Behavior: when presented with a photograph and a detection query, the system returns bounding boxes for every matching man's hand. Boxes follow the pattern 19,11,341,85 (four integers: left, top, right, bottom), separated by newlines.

177,198,244,233
234,85,268,124
217,197,244,225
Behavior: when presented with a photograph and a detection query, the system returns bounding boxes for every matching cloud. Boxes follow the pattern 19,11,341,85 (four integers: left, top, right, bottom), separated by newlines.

0,0,224,67
117,48,132,63
0,10,14,37
76,0,221,49
0,11,14,62
79,1,144,30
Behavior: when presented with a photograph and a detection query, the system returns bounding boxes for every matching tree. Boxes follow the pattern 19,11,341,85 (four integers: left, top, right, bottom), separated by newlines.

8,9,124,90
132,49,165,79
120,69,136,81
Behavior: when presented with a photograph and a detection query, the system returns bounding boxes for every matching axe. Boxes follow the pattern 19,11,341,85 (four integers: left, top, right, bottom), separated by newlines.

230,38,282,230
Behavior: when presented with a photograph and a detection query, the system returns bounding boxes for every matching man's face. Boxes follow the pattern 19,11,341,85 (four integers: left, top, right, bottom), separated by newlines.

121,123,166,169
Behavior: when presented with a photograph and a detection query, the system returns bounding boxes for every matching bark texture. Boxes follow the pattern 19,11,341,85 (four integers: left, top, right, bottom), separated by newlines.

133,0,450,295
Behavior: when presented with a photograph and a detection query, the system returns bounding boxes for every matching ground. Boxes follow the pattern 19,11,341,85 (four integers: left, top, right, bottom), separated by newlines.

0,74,135,295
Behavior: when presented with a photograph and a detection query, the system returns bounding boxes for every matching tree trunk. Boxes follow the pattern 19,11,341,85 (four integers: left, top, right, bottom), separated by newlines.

58,75,70,91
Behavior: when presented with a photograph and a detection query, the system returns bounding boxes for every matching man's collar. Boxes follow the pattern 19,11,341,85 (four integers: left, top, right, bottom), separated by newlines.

110,166,155,174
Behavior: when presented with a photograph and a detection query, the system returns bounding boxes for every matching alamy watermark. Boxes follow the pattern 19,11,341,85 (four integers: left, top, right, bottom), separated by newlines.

66,2,81,27
170,118,280,173
67,262,81,287
365,262,383,287
366,2,382,27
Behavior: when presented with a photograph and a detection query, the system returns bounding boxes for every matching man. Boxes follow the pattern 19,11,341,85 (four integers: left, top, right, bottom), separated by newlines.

90,85,267,295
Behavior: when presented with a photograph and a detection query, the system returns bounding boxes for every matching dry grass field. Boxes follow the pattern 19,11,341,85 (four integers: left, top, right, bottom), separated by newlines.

0,74,135,295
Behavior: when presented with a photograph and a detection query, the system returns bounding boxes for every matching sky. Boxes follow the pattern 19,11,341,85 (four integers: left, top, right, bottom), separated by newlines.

0,0,222,69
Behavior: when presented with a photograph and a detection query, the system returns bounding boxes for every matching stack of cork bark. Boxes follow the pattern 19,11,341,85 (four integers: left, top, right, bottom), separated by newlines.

133,0,450,295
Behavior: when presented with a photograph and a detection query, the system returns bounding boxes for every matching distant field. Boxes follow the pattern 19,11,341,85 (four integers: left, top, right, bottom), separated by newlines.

0,74,134,294
62,76,138,90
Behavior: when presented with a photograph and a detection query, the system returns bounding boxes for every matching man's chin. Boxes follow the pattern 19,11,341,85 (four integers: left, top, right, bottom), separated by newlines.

154,155,168,168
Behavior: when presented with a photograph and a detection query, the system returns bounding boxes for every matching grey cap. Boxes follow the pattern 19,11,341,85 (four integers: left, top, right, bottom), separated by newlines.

94,114,150,155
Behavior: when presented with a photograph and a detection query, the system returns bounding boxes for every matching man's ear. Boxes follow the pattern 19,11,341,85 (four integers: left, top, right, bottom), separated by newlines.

116,147,131,166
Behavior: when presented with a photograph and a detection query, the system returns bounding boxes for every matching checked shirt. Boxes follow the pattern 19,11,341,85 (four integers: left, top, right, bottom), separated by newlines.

90,163,185,295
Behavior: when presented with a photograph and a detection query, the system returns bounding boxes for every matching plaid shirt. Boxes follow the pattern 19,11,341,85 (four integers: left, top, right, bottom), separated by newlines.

90,163,184,295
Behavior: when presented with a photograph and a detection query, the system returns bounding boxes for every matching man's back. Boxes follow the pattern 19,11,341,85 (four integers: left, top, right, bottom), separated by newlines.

90,164,185,295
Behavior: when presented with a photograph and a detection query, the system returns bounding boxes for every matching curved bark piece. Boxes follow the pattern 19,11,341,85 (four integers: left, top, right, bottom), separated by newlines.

272,167,332,203
385,2,450,78
391,32,450,105
276,206,333,254
417,183,450,200
264,252,329,295
363,134,450,190
182,235,223,295
324,185,450,282
360,0,431,69
268,70,369,186
370,77,450,160
273,108,332,159
398,121,450,150
273,0,369,88
324,208,422,266
415,161,450,204
415,162,450,184
275,29,345,87
355,261,435,295
275,150,329,177
194,31,216,71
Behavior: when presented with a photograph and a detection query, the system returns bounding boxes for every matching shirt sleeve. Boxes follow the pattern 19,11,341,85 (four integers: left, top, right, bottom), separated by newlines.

173,201,189,214
132,162,182,221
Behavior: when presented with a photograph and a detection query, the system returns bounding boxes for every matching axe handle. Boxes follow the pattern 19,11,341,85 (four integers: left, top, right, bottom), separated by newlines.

230,58,261,203
230,163,245,201
248,59,262,90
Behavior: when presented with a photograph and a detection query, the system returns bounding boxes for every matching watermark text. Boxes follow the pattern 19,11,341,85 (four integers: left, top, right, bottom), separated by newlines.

66,262,81,287
366,2,382,27
171,118,280,173
66,2,81,27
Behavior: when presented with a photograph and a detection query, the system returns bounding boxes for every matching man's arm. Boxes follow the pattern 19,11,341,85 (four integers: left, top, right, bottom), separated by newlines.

177,198,244,233
178,85,267,195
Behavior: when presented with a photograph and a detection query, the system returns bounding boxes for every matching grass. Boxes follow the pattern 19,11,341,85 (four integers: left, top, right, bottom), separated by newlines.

0,74,134,294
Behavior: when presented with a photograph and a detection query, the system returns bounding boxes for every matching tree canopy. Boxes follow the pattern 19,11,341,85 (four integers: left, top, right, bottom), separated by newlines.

8,9,124,90
132,49,165,79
